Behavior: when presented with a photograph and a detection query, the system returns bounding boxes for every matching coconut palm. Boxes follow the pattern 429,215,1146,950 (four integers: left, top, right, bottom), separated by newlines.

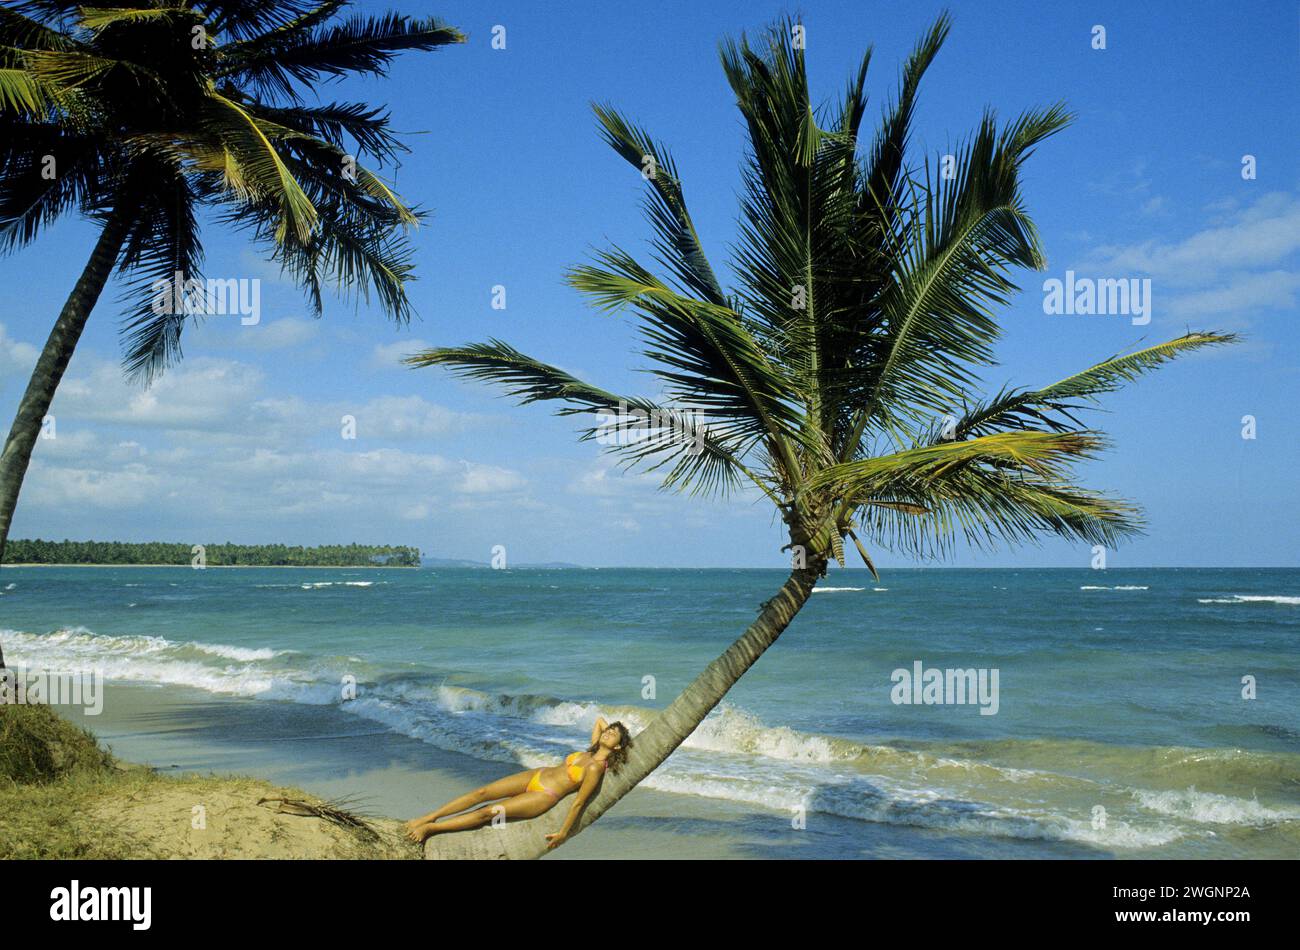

409,15,1234,859
0,1,463,665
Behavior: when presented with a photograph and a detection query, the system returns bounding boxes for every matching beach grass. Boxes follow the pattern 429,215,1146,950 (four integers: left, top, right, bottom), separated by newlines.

0,703,421,860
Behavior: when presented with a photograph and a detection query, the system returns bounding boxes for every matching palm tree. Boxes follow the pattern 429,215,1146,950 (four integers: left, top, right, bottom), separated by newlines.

408,14,1234,859
0,1,464,665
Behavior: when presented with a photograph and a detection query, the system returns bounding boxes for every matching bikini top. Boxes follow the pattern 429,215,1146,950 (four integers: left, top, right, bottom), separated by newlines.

564,751,606,783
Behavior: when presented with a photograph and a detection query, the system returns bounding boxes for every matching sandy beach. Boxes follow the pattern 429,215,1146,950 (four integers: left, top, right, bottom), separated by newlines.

54,681,770,860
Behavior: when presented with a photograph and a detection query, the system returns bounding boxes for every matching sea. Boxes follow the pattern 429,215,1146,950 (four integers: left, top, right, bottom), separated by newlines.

3,565,1297,859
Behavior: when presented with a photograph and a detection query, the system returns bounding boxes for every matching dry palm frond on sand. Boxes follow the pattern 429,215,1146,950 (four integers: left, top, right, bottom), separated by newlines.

257,796,381,841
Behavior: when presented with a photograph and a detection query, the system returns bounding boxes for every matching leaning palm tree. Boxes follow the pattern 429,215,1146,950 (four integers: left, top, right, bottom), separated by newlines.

414,14,1232,859
0,1,463,666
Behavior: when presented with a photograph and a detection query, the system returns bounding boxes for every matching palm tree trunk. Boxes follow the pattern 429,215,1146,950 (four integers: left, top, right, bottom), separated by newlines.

423,558,825,859
0,211,131,669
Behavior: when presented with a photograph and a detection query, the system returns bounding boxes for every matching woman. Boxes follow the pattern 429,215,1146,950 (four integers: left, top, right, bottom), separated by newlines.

404,717,631,848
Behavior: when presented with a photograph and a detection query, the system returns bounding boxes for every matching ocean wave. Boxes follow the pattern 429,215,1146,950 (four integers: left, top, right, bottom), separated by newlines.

1,626,316,701
641,769,1181,847
4,623,1292,848
683,705,849,762
1197,594,1300,606
932,737,1300,799
1133,788,1300,826
251,581,383,590
808,585,888,592
1080,585,1149,591
188,642,281,662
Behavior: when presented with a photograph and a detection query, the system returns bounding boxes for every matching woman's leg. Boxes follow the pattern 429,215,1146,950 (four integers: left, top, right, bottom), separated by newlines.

412,791,557,842
404,769,535,832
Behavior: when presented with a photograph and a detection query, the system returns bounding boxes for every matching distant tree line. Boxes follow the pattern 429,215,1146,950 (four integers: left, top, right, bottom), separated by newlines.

6,540,421,567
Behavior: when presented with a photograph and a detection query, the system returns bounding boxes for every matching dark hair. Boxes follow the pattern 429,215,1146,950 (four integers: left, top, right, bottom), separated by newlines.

589,721,632,775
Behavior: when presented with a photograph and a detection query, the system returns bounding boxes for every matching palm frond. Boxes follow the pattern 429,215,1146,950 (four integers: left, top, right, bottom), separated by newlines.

841,102,1074,456
0,124,110,252
216,11,463,100
0,66,50,115
856,465,1143,557
807,430,1107,501
406,340,625,411
76,7,199,32
567,248,807,478
248,100,404,163
197,0,327,41
0,5,78,50
590,103,725,305
406,340,772,501
204,91,318,242
115,159,203,380
860,13,949,217
948,331,1239,439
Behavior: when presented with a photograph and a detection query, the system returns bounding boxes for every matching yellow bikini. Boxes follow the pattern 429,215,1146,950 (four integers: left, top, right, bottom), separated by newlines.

527,752,604,799
563,751,589,782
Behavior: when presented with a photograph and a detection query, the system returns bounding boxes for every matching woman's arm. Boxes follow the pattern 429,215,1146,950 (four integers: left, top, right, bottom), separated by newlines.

589,716,607,747
546,765,603,849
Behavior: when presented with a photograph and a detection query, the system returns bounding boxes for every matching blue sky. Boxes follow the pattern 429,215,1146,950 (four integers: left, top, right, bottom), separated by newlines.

1,0,1297,568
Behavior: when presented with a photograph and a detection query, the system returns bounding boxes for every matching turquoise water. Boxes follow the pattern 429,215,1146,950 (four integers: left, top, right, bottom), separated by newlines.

3,566,1298,858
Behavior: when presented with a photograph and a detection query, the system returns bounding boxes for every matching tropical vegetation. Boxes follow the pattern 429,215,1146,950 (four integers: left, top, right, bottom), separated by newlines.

5,538,420,566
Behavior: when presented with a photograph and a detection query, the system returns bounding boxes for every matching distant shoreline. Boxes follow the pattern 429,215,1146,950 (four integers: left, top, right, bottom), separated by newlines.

1,563,418,569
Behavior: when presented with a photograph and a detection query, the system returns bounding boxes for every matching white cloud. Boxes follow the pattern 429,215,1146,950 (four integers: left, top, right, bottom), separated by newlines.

53,356,264,430
231,317,320,351
1166,270,1300,320
570,460,660,498
354,395,475,439
1087,191,1300,285
0,322,38,378
1078,190,1300,327
42,354,488,448
455,461,526,494
24,463,168,510
14,341,531,537
25,439,526,527
1139,196,1169,217
369,338,431,369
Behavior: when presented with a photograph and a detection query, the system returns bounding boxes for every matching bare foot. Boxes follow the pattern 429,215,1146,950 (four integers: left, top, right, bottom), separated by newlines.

406,821,435,843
